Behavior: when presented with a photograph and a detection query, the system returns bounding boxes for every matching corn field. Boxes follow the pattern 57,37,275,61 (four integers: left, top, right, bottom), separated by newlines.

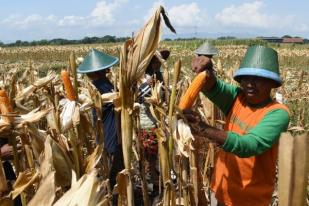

0,7,308,206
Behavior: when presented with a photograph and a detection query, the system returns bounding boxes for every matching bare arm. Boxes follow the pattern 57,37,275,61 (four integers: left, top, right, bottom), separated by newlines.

184,110,227,145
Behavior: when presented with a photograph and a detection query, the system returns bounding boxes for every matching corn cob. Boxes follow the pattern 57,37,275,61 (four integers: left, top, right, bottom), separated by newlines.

61,70,76,101
0,90,13,123
178,71,208,110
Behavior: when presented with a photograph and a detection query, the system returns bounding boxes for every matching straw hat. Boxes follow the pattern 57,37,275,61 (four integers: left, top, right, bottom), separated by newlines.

194,42,218,56
77,49,119,73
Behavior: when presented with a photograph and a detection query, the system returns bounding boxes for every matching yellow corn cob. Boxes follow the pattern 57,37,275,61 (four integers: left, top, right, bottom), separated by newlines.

178,71,208,110
61,70,76,101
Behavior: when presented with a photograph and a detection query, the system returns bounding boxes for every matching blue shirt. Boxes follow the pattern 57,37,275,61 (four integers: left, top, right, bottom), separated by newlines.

92,78,118,154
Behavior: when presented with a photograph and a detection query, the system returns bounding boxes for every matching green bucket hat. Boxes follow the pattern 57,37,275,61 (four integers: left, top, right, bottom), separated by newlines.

195,42,218,56
234,45,282,87
77,48,119,73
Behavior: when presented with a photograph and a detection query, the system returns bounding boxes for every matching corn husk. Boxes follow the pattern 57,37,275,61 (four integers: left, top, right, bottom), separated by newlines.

173,119,195,158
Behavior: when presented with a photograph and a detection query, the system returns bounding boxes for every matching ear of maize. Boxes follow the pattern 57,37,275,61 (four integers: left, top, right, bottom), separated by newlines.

0,90,13,123
61,70,76,101
178,71,208,110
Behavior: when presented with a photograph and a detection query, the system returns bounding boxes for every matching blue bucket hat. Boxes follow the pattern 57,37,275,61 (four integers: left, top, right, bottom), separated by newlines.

234,45,282,87
77,48,119,73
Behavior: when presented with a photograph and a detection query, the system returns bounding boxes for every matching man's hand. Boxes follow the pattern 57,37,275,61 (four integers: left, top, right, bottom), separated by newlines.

181,110,227,145
182,109,209,135
191,56,217,91
191,56,213,73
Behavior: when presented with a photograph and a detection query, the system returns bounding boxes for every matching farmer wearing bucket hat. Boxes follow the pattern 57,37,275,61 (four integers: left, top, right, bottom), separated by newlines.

187,45,290,206
77,48,124,190
138,49,170,198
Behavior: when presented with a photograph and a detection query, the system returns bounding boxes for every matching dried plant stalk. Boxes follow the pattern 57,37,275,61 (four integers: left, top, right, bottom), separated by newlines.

0,161,8,193
278,132,294,206
291,132,308,206
119,6,175,205
168,60,181,166
70,52,79,100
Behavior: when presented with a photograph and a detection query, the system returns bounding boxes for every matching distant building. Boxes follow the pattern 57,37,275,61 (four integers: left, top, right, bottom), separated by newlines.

282,37,304,44
257,37,305,44
257,37,283,43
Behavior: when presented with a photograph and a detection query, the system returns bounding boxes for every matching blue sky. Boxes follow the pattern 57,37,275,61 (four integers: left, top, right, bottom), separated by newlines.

0,0,308,43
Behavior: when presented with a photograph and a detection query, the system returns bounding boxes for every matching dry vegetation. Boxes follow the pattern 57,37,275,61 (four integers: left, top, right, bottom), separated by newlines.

0,7,308,206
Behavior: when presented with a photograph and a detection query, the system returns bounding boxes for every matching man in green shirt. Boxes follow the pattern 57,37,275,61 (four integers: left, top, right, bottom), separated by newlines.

187,45,290,206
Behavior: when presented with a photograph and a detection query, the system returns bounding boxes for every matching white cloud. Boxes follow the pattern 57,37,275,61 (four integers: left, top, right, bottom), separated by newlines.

1,14,56,29
168,3,204,27
1,0,128,29
58,16,88,27
91,1,115,24
58,0,128,27
215,1,293,29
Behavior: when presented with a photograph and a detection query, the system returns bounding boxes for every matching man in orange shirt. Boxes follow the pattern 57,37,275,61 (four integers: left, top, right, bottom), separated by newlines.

188,45,290,206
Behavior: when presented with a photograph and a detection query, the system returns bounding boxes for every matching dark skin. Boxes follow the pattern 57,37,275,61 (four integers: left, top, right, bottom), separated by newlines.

186,56,277,145
86,68,111,81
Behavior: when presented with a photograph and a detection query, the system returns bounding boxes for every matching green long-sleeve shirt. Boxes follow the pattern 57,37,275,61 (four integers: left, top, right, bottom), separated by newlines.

202,79,290,157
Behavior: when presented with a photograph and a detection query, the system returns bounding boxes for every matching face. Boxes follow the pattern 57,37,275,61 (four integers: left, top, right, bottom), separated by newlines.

240,76,277,105
86,69,110,80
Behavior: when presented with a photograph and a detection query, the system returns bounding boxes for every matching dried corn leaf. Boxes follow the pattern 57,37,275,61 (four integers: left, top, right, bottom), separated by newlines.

85,144,103,173
27,123,46,158
49,136,74,187
114,170,128,203
28,171,56,206
0,197,13,206
11,170,40,199
40,136,73,187
14,107,52,127
0,121,11,136
15,71,56,101
123,6,175,86
53,169,103,206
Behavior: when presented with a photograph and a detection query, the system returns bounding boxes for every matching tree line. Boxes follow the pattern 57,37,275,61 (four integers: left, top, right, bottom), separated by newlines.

1,35,308,47
0,35,130,47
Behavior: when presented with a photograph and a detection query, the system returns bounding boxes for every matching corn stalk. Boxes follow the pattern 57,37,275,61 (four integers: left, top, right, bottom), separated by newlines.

168,60,181,169
119,6,175,205
278,132,308,206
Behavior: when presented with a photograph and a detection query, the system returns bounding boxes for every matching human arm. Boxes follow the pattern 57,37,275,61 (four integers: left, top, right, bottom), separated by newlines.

186,108,289,157
222,109,289,157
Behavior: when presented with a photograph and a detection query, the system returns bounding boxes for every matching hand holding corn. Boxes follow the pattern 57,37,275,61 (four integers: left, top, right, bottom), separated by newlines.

178,56,217,110
191,56,213,73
